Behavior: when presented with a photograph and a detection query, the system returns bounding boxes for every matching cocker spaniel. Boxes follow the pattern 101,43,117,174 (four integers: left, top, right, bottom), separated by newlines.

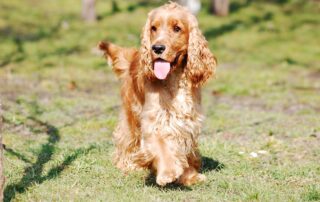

99,2,217,186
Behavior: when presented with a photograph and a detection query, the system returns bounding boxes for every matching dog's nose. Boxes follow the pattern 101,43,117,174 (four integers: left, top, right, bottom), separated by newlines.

152,45,166,54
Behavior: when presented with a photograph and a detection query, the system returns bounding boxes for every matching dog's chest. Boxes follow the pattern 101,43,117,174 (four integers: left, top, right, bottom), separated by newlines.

140,82,203,138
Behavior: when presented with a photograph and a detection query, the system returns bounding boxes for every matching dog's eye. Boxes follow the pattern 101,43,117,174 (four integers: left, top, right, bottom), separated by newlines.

173,25,181,33
151,26,157,32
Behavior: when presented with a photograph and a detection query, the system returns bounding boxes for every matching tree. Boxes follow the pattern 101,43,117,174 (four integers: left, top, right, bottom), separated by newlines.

82,0,96,23
211,0,229,16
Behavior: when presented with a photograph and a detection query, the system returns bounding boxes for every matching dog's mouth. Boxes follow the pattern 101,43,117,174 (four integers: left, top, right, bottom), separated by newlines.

153,55,180,80
153,59,171,80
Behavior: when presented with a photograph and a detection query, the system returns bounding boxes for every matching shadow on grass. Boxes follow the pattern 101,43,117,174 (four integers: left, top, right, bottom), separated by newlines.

204,12,273,39
0,37,25,67
127,0,163,12
0,21,62,67
0,22,60,43
228,0,290,14
3,148,32,164
229,0,252,13
2,98,107,201
201,156,224,172
4,118,60,202
144,174,192,191
99,0,163,20
42,145,96,181
3,116,95,202
144,156,224,190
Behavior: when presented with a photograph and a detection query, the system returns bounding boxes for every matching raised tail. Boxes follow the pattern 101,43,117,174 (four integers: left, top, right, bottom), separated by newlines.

98,41,138,79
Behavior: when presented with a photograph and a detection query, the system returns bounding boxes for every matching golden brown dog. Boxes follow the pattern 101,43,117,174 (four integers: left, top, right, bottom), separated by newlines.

99,2,217,186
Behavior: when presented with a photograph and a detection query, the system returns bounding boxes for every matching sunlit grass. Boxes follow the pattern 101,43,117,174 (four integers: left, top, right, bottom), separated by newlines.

1,0,319,201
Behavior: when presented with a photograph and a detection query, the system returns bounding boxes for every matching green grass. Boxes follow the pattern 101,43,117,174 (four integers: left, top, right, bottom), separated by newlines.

1,0,319,201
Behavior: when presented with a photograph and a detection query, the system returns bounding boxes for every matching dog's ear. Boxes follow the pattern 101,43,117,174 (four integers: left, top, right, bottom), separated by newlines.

139,12,154,79
186,15,217,87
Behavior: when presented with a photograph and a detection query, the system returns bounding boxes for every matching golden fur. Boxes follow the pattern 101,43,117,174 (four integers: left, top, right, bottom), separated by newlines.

99,2,217,186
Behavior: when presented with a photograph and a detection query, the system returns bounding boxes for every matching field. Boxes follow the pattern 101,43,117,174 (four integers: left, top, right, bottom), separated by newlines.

1,0,319,201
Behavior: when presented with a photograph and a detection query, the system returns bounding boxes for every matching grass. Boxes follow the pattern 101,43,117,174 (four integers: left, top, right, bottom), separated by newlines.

1,0,319,201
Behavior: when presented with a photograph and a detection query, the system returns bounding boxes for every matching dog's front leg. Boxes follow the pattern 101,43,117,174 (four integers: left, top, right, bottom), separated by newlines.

140,134,188,186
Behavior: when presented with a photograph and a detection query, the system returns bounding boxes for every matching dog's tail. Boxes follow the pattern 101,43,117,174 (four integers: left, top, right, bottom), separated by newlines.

98,41,138,79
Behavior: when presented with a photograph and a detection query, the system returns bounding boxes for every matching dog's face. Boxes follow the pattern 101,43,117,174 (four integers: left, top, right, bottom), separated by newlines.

140,3,216,85
148,9,189,79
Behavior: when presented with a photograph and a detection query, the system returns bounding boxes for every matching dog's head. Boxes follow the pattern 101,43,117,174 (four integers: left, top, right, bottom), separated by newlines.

140,2,217,86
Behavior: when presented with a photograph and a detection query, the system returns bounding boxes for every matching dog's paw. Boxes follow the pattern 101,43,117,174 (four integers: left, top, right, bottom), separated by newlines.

197,173,207,181
156,167,184,186
178,168,206,186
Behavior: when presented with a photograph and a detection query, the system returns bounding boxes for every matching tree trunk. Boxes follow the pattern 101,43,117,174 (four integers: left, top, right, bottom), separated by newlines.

211,0,229,16
82,0,96,23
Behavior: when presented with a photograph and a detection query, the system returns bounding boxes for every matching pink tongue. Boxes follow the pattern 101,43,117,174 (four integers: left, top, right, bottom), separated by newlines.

154,60,170,80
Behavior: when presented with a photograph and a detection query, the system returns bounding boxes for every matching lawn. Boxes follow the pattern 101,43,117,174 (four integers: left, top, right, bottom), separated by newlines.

1,0,320,201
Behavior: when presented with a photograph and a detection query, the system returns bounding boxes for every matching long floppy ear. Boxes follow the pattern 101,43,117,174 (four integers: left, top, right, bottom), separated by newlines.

139,12,154,79
186,14,217,87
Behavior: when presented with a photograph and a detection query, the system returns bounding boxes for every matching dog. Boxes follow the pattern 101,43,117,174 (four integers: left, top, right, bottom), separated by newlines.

99,2,217,186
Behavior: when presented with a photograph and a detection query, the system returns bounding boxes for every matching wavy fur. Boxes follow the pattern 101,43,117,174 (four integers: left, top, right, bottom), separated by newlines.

99,2,217,186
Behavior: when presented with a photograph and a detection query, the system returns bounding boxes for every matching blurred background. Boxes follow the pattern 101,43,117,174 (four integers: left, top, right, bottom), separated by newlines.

0,0,319,201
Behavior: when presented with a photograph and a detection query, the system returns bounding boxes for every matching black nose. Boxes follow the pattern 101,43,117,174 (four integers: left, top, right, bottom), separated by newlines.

152,45,166,54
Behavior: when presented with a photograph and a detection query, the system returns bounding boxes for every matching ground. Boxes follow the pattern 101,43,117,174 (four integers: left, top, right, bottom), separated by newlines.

0,0,320,201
